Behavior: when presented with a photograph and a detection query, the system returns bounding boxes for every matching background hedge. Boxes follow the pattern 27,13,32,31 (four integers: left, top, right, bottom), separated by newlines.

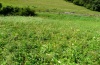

0,3,36,16
65,0,100,12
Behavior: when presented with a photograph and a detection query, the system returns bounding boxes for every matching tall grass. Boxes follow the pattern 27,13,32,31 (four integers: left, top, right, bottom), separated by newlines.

0,13,100,65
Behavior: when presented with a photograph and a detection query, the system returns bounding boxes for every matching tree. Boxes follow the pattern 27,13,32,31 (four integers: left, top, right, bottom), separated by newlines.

65,0,100,12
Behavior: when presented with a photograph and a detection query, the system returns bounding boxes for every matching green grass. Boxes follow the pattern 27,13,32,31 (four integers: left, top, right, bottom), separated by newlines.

0,0,100,65
0,0,100,15
0,13,100,65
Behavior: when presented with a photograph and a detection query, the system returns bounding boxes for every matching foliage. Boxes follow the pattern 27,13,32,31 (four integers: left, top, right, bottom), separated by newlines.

0,3,2,9
0,0,100,65
0,0,100,15
0,6,14,15
65,0,100,12
0,3,36,16
21,7,36,16
0,13,100,65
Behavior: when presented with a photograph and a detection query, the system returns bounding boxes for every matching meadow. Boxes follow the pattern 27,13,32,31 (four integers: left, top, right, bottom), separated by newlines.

0,0,100,65
0,0,100,15
0,13,100,65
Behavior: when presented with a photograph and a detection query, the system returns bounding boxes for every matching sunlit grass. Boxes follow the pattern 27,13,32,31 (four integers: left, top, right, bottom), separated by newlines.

0,0,100,64
0,13,100,64
0,0,100,15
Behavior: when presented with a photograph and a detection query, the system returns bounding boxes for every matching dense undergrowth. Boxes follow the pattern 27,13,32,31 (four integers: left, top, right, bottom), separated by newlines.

65,0,100,12
0,3,36,16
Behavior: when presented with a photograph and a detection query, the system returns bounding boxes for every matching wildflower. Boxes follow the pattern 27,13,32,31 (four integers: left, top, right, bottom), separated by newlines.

58,60,61,63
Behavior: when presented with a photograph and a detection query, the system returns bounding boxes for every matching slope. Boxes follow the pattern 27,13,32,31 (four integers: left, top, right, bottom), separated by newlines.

0,0,100,15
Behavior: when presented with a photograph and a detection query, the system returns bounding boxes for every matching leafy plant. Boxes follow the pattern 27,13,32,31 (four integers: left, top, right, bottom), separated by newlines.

0,3,2,9
1,6,14,15
65,0,100,12
21,7,36,16
0,4,36,16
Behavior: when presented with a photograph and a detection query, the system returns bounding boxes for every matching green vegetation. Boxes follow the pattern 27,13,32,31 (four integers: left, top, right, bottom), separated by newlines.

0,3,36,16
0,13,100,65
0,3,2,9
65,0,100,11
0,0,100,65
0,0,100,15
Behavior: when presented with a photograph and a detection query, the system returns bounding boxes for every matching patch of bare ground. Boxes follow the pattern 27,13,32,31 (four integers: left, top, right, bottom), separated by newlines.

63,12,100,17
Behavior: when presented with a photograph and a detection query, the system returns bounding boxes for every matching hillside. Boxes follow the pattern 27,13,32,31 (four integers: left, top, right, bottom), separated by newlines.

0,14,100,65
0,0,100,15
0,0,100,65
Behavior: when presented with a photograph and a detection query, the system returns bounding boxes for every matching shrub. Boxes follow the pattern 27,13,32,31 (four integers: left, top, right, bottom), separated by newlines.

91,0,100,11
21,7,36,16
14,7,20,13
86,4,92,9
73,0,79,5
0,5,36,16
1,6,14,15
0,3,2,9
78,0,84,6
65,0,100,12
13,7,21,15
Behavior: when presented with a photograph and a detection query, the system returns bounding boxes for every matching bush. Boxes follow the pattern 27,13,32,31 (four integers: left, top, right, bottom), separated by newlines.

21,7,36,16
1,6,14,15
86,4,92,9
13,7,21,15
91,0,100,11
73,0,79,5
0,4,36,16
0,3,2,9
65,0,100,12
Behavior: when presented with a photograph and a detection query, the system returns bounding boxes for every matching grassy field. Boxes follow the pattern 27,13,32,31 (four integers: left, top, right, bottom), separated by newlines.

0,13,100,65
0,0,100,65
0,0,100,15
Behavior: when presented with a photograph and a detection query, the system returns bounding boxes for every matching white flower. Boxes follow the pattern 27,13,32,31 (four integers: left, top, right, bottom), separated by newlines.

58,61,61,63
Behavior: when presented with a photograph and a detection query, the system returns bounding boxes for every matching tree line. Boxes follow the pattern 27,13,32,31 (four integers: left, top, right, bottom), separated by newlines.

65,0,100,12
